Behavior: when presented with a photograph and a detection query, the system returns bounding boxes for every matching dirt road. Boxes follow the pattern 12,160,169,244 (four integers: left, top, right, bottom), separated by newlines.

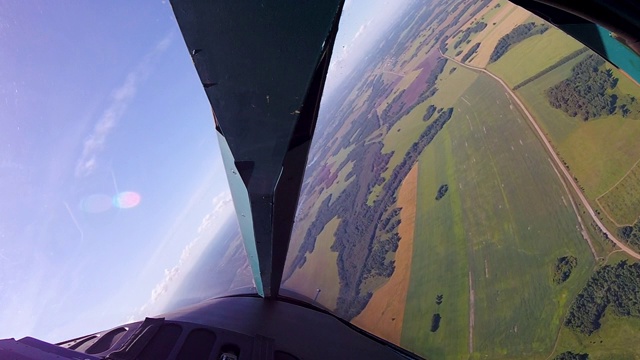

469,272,475,354
439,50,640,260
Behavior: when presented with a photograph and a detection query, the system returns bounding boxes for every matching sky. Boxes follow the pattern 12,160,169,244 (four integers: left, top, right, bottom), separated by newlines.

0,1,238,341
0,0,415,343
325,0,415,93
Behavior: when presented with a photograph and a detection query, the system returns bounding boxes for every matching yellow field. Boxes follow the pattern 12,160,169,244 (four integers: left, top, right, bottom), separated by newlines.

454,4,532,67
353,164,419,345
283,217,341,310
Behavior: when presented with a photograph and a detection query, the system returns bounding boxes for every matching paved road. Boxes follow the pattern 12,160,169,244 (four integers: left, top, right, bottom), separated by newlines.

440,51,640,260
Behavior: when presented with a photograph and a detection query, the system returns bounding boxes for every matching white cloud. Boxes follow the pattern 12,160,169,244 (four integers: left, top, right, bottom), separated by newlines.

327,18,374,88
134,191,233,317
74,32,173,177
353,22,368,41
198,193,232,233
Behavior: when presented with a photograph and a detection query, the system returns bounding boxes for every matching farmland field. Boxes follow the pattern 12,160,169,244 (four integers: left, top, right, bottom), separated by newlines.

554,312,640,359
514,57,640,202
353,164,419,345
598,163,640,226
379,61,479,182
401,73,594,359
487,28,585,87
463,5,532,67
283,216,341,309
282,0,640,359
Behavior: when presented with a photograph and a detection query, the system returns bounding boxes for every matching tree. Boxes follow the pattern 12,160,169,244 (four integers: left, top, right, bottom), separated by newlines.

565,261,640,335
554,351,589,360
435,184,449,200
430,313,442,332
546,54,621,121
553,255,577,284
489,22,549,63
461,42,481,62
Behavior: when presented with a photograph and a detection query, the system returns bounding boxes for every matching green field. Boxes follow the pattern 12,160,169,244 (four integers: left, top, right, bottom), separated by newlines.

598,162,640,226
514,56,640,202
604,250,636,265
401,74,594,359
401,117,470,359
476,0,507,24
487,28,584,87
367,62,481,205
554,309,640,359
380,62,479,179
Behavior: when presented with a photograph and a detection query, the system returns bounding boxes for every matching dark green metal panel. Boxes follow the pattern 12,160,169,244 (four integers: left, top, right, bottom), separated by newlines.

559,24,640,84
170,0,343,297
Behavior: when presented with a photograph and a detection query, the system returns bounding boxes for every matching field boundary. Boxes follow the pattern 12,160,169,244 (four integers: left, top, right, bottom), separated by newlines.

468,271,475,354
548,159,600,260
439,49,640,260
512,47,588,90
352,164,419,344
595,156,640,227
595,200,626,227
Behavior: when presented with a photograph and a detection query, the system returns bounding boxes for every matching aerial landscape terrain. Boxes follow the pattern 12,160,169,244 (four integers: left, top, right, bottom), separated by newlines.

282,0,640,358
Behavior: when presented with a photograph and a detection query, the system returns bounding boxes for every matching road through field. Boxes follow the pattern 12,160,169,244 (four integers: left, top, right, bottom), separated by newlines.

439,50,640,260
549,158,599,260
468,272,475,354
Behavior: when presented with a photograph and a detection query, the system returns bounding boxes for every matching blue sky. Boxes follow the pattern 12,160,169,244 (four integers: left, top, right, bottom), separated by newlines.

326,0,414,92
0,1,237,341
0,0,415,343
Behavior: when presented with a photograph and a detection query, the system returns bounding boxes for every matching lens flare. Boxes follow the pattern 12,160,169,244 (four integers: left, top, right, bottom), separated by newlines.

80,194,113,213
113,191,141,209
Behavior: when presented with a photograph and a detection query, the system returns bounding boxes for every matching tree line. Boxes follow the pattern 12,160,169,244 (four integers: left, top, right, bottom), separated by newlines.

461,42,481,62
453,21,487,49
489,22,549,63
434,0,492,55
554,352,589,360
382,59,447,130
423,104,437,122
448,0,491,30
284,0,466,320
336,106,454,319
288,76,454,321
618,218,640,252
564,261,640,335
512,47,588,90
546,54,619,120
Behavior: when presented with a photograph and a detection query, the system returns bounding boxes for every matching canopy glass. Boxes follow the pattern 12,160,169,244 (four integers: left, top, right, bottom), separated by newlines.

0,1,252,342
282,0,640,358
5,1,640,359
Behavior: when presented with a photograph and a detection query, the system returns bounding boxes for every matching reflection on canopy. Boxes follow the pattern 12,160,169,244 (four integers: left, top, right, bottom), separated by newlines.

113,191,142,209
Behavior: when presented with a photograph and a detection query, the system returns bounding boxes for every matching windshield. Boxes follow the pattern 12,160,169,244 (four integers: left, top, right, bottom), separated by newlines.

282,0,640,359
0,1,252,342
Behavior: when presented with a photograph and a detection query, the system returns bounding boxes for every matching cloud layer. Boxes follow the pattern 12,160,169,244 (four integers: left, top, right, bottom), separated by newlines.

135,191,233,318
